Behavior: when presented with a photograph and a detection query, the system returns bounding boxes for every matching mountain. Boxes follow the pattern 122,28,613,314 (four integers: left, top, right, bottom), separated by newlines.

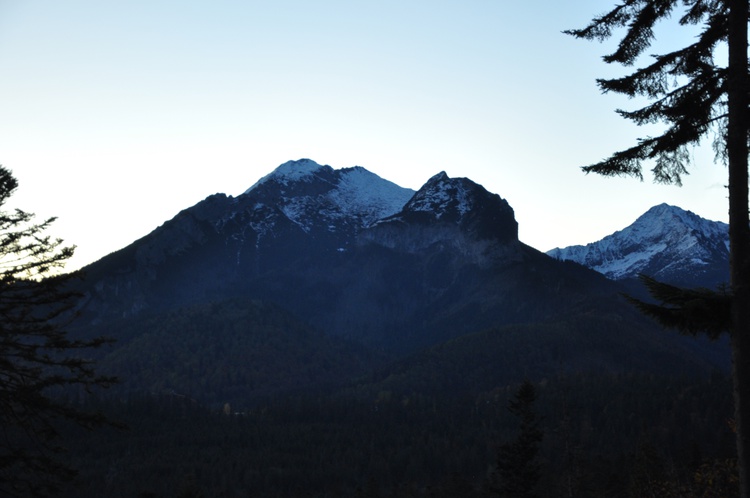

60,161,736,497
243,158,415,243
77,159,414,321
70,161,730,406
546,203,729,287
362,171,518,256
76,160,616,350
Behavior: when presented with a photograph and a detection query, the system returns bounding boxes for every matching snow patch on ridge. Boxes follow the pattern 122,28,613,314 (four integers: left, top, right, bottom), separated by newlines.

329,167,414,226
407,172,473,219
244,159,324,193
279,197,314,233
547,203,728,280
240,160,415,234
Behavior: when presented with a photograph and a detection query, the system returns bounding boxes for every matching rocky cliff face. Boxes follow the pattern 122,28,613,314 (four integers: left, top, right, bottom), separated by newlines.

359,172,520,266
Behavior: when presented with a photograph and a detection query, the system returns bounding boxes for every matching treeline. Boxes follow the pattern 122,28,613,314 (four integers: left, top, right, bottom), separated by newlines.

59,372,735,497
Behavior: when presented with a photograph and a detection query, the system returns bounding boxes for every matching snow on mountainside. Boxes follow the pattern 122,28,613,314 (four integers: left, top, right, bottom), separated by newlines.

547,203,729,285
245,158,325,191
405,171,474,219
361,171,520,262
328,166,415,226
377,171,517,233
242,159,414,232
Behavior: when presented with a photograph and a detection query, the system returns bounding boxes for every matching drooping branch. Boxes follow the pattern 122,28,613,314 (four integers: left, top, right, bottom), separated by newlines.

625,274,731,339
568,2,734,186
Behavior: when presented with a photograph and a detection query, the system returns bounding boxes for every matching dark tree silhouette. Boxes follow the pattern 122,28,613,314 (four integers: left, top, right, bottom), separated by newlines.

491,380,543,498
565,2,749,495
625,274,732,339
0,166,115,497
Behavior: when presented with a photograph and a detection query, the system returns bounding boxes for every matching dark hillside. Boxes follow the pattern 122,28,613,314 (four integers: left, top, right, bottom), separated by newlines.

61,373,735,498
81,297,379,407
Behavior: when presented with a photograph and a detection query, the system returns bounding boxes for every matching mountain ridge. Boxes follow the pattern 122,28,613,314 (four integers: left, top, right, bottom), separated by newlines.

243,159,415,236
547,203,729,287
69,160,730,406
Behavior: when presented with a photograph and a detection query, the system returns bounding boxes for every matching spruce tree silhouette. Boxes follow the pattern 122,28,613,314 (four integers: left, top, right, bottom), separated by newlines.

491,380,543,498
0,166,115,497
566,2,749,495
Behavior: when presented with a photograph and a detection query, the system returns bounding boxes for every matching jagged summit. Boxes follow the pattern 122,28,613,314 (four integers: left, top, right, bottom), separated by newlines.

398,172,518,241
403,172,475,221
547,203,729,286
362,172,519,257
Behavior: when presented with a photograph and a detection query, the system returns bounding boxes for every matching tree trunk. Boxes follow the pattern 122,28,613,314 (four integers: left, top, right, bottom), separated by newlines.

727,0,749,496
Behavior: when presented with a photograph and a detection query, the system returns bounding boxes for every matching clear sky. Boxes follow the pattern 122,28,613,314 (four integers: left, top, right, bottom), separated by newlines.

0,1,731,271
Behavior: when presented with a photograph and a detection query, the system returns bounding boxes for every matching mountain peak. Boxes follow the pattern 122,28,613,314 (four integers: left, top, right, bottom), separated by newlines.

547,204,729,285
428,171,450,182
245,158,327,193
618,203,727,249
233,160,414,240
366,172,518,249
404,172,477,220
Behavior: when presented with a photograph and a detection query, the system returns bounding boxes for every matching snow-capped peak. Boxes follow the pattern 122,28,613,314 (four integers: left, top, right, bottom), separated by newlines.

328,166,415,225
244,158,325,193
547,203,729,284
621,203,727,243
238,160,414,235
404,172,474,219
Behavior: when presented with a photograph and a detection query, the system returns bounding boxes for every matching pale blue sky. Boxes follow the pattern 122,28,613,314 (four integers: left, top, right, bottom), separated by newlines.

0,1,730,270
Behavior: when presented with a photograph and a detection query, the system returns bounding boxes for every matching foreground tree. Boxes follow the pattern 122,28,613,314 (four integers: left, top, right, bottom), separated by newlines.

491,380,543,498
565,1,749,496
0,166,115,496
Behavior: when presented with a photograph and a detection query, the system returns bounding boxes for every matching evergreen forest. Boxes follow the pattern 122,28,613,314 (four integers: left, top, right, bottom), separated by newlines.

49,296,736,497
60,370,736,497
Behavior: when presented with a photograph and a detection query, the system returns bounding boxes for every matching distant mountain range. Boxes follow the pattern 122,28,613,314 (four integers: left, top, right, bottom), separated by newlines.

547,203,729,288
71,159,731,406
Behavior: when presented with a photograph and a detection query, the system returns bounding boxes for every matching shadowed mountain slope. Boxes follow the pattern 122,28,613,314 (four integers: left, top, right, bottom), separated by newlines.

69,161,730,405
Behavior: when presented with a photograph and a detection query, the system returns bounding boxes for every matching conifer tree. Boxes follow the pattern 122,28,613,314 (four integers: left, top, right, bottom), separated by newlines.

625,274,732,339
0,166,115,496
491,380,543,498
565,2,749,495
